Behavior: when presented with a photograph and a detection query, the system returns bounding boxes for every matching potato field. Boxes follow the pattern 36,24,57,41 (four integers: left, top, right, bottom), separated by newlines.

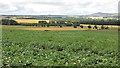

1,26,119,67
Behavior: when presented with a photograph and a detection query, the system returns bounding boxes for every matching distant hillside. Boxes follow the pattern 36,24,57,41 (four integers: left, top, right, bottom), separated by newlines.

88,12,118,17
0,12,118,19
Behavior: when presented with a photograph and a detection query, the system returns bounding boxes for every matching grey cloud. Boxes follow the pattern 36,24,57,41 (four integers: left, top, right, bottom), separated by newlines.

0,3,12,12
0,3,29,14
30,2,65,6
79,2,93,8
0,3,9,9
0,0,118,15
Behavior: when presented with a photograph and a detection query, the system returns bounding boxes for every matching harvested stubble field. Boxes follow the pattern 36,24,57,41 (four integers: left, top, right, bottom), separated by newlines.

2,25,91,31
1,25,119,66
2,25,119,31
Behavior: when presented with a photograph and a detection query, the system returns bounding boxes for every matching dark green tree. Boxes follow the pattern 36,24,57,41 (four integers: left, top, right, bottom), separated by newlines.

2,19,18,25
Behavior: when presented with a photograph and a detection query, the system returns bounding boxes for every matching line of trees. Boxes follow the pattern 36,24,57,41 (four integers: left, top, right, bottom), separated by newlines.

79,19,119,25
1,18,119,27
2,19,18,25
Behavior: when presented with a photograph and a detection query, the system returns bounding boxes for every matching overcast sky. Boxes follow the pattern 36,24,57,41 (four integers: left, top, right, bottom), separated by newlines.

0,0,119,15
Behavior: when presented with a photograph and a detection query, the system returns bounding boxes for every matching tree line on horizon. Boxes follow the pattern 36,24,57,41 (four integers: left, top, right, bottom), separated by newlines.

1,18,119,27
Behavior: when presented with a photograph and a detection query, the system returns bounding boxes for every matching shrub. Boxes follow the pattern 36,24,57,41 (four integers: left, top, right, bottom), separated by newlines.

105,26,109,29
101,25,104,29
88,25,91,29
59,25,62,28
94,25,98,29
80,25,83,28
47,24,50,27
73,25,77,28
118,28,120,31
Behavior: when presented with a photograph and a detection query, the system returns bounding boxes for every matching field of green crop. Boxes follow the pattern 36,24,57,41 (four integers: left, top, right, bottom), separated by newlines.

2,27,119,66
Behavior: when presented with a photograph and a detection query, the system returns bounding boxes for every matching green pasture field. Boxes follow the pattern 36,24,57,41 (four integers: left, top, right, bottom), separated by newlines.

1,26,119,66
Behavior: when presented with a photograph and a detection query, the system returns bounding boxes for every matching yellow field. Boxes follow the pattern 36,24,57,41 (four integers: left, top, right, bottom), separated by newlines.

80,24,120,28
11,19,50,23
